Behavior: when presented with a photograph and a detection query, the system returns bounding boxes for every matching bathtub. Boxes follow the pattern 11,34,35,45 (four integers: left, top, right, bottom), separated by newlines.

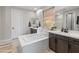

18,33,49,53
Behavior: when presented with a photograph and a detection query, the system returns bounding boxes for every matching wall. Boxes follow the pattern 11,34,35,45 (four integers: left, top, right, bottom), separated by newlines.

0,7,2,40
4,7,11,40
0,7,6,40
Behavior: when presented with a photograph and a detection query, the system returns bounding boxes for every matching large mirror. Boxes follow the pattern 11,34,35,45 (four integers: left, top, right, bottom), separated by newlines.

66,12,75,30
55,7,79,31
56,11,75,31
55,12,64,30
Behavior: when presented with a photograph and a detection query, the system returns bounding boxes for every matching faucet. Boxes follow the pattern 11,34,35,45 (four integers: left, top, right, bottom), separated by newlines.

61,27,68,33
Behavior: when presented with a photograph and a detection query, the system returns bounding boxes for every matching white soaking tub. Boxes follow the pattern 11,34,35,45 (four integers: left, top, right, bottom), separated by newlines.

18,33,49,53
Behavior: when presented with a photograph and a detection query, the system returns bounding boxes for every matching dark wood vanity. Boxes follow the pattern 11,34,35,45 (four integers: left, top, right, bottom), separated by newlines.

68,37,79,53
49,32,79,53
30,28,37,34
49,33,56,52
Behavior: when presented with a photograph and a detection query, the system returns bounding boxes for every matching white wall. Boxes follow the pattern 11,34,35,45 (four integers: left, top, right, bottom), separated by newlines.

0,7,13,40
0,7,2,40
0,7,6,40
4,7,11,40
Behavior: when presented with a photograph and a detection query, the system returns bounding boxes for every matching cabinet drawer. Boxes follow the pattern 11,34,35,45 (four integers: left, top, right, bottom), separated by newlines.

31,28,37,34
69,42,79,53
69,38,79,53
69,38,79,45
49,33,56,52
56,38,68,53
57,35,68,41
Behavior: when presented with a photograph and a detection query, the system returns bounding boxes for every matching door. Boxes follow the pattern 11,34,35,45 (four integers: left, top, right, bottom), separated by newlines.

69,43,79,53
69,39,79,53
56,35,68,53
49,33,56,52
11,8,23,39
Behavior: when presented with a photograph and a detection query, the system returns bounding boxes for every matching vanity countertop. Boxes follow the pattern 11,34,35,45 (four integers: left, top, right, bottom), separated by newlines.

49,30,79,39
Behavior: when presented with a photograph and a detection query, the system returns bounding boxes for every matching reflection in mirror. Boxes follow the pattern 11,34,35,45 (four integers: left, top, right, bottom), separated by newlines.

66,12,74,30
55,12,63,30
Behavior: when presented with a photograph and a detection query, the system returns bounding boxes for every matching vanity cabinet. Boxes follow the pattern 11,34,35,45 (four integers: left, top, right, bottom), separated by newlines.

69,38,79,53
49,32,79,53
49,33,68,53
56,35,68,53
49,33,56,52
30,28,37,34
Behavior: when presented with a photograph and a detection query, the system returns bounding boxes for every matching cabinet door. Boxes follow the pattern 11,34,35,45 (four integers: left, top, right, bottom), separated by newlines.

69,39,79,53
56,35,68,53
69,43,79,53
49,33,56,52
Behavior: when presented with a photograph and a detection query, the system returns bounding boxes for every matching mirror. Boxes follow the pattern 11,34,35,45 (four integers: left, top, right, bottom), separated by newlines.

55,11,75,31
31,18,40,28
66,12,74,30
55,12,63,30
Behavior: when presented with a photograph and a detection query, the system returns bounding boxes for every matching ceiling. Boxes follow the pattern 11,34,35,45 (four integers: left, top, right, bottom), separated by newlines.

16,6,48,11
